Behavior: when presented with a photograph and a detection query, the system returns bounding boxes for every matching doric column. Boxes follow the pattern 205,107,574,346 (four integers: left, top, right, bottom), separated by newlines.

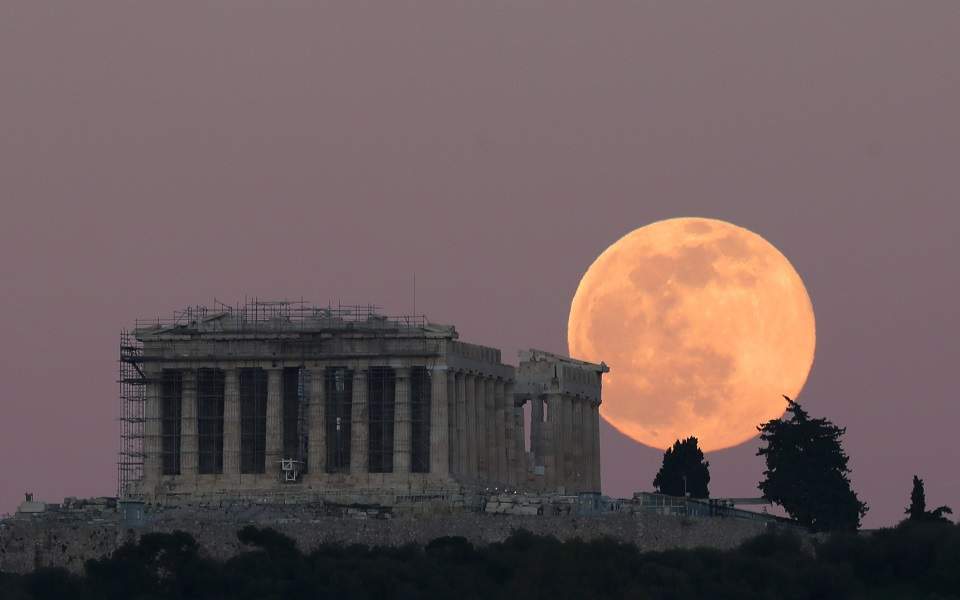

580,399,591,492
265,368,283,476
464,373,477,483
592,402,602,492
180,370,198,481
456,371,467,477
503,385,515,488
545,393,562,492
531,397,544,469
447,371,456,475
307,367,326,475
562,395,574,493
482,378,491,481
571,399,583,493
476,376,488,481
579,399,594,492
180,369,199,480
223,369,241,478
511,383,524,487
350,368,368,475
494,379,506,486
484,378,497,484
430,365,449,477
143,368,162,486
475,375,485,481
586,400,598,492
556,395,566,491
393,367,412,473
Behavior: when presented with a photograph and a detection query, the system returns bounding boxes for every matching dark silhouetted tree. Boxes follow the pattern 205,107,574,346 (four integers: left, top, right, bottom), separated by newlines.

905,475,953,524
906,475,927,521
85,530,219,599
757,396,867,531
653,436,710,498
928,505,954,523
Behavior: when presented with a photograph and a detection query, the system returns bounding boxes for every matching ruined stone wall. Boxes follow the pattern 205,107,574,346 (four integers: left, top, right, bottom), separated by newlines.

0,507,797,575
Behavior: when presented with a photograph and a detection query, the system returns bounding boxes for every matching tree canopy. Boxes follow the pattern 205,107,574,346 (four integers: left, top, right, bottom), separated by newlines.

907,474,928,521
757,396,867,531
653,436,710,498
905,475,953,524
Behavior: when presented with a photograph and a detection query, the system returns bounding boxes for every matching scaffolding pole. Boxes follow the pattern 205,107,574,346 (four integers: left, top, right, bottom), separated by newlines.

118,330,146,499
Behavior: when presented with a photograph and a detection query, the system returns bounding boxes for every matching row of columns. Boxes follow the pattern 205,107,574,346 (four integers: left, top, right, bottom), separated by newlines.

144,364,451,483
445,370,523,488
143,365,607,494
530,393,601,493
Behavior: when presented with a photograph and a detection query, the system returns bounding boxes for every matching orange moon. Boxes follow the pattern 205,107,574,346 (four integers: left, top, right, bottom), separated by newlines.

567,217,816,452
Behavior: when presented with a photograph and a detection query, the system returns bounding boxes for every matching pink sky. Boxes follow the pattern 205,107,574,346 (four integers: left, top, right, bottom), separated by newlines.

1,2,958,527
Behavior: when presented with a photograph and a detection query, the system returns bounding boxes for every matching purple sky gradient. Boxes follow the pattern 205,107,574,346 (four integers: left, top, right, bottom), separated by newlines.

1,2,958,527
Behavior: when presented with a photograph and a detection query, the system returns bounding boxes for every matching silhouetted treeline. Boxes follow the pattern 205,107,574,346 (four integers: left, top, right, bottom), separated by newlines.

2,522,960,600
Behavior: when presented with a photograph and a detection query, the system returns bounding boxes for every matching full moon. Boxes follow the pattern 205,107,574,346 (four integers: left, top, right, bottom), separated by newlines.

567,217,816,452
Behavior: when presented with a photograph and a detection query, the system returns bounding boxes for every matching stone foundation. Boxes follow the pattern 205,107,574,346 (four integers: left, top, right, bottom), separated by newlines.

0,506,797,575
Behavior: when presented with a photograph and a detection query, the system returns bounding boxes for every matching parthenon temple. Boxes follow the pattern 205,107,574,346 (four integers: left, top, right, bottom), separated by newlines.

119,301,608,504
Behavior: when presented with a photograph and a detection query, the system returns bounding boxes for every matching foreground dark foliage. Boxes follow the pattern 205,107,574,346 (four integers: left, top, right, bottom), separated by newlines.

2,521,959,600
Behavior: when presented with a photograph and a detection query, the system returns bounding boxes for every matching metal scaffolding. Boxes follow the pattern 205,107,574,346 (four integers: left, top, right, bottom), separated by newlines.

118,330,147,499
133,298,427,332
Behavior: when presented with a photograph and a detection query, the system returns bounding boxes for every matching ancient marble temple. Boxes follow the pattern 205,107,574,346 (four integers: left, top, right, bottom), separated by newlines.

119,301,607,504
